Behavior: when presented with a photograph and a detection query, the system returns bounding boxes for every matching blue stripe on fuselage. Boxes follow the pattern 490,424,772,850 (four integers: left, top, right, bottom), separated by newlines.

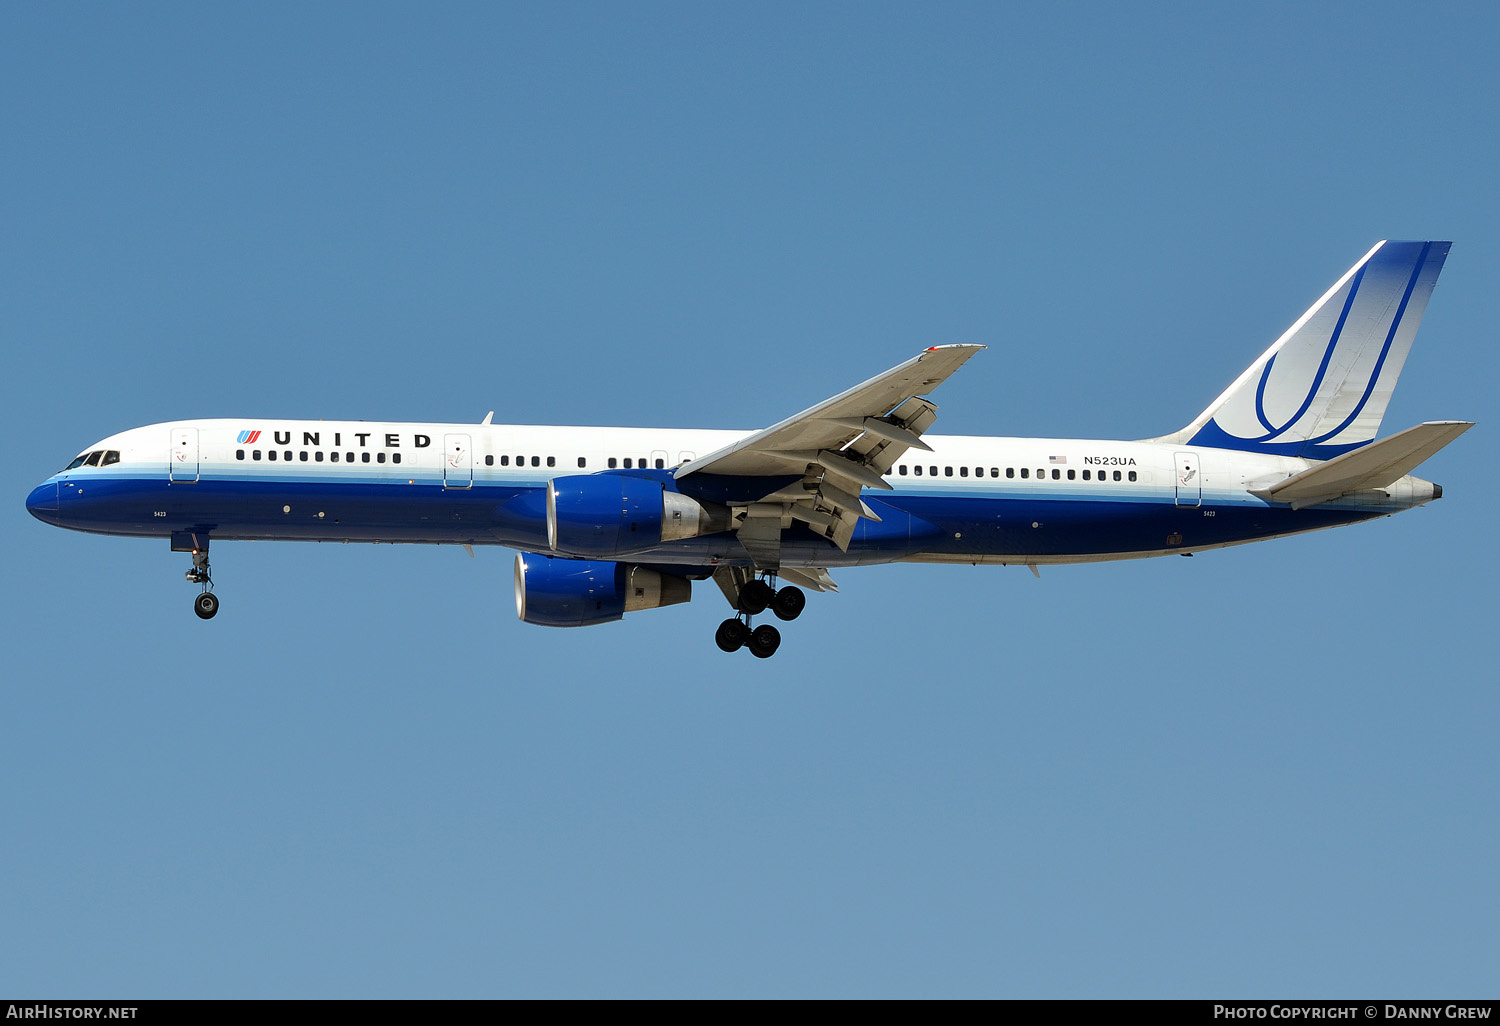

42,468,1386,561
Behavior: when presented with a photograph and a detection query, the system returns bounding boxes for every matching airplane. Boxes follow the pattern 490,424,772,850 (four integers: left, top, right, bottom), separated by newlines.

26,240,1472,658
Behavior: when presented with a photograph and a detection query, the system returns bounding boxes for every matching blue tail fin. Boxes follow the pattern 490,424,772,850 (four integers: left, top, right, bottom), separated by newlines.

1161,241,1450,460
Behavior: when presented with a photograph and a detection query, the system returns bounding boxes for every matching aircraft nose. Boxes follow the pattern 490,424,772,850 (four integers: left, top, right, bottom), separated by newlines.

26,481,59,524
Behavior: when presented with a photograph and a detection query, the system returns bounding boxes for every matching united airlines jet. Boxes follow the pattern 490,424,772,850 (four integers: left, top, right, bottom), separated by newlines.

26,241,1471,658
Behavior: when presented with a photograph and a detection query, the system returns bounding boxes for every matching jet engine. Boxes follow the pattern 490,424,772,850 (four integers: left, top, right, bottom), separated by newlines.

545,475,729,557
514,552,692,627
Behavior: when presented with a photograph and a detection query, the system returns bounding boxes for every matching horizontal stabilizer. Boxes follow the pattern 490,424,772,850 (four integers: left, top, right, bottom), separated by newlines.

1257,421,1472,507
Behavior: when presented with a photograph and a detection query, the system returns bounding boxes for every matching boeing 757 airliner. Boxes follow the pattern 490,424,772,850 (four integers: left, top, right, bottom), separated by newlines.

26,241,1471,657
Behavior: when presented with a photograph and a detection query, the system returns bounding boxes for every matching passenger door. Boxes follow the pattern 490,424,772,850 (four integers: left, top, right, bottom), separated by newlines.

169,428,199,483
1174,451,1201,507
443,433,472,489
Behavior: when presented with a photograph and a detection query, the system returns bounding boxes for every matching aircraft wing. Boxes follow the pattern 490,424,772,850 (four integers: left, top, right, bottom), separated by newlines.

678,344,984,559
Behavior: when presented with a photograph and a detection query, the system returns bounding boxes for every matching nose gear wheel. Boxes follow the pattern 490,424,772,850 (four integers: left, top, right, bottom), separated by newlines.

185,548,218,619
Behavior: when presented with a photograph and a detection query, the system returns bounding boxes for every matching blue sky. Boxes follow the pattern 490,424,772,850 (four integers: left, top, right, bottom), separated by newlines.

3,2,1496,997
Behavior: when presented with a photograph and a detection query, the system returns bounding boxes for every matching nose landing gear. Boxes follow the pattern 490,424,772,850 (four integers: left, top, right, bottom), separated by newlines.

185,548,218,620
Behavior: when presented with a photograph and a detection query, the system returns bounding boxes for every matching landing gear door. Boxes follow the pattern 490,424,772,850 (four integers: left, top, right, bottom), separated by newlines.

443,433,472,489
170,428,199,483
1174,451,1201,507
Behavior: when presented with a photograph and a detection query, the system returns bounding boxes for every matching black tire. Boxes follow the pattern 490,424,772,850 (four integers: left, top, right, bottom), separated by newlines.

194,592,219,620
738,579,773,615
715,618,748,653
748,623,781,659
771,585,806,621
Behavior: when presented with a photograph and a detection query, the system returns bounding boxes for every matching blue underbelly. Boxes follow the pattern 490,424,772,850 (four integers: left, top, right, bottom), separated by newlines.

48,473,1379,559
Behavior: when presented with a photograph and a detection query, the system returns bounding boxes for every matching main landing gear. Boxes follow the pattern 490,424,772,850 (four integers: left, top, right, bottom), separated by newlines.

715,576,805,659
185,548,218,620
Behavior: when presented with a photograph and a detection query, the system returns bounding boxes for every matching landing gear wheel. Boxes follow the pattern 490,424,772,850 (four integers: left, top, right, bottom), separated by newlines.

715,618,749,653
771,585,806,621
748,623,781,659
194,592,219,620
738,579,774,615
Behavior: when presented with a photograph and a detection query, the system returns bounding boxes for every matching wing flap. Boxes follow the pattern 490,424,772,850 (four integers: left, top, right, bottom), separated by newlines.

777,567,839,593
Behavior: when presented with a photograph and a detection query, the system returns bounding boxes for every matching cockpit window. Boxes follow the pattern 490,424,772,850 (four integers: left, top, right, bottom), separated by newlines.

62,449,121,471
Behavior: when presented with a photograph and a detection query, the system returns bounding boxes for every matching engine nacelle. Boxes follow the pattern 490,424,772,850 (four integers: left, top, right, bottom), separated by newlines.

513,552,692,628
545,475,728,557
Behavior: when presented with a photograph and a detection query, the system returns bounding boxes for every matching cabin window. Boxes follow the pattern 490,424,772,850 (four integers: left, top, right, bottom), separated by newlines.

300,451,309,462
284,451,292,462
914,465,923,476
377,453,386,464
578,457,587,468
346,452,354,463
654,458,664,469
329,451,338,462
959,466,968,477
623,458,632,469
1113,470,1122,481
392,453,402,464
315,451,324,462
236,450,245,461
269,450,278,461
1052,468,1060,480
484,455,494,466
929,466,938,476
1082,469,1090,480
547,456,556,468
1067,469,1075,480
898,465,908,476
253,450,262,461
1020,467,1029,479
362,452,371,464
1128,470,1137,482
1006,468,1014,479
608,458,618,469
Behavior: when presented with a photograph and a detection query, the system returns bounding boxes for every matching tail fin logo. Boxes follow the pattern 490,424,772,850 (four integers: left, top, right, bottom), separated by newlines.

1178,241,1449,460
237,430,261,444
